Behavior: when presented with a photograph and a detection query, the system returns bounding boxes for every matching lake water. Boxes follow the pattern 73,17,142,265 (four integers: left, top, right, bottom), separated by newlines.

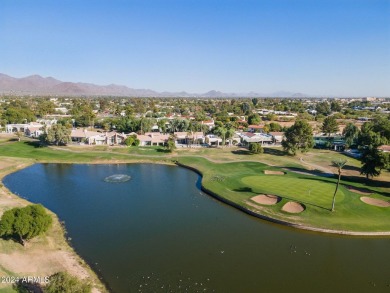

3,164,390,293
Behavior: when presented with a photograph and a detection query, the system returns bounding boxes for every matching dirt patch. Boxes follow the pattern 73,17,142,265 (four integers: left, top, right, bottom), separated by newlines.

347,186,373,195
264,170,285,175
251,194,280,205
360,197,390,207
282,201,305,213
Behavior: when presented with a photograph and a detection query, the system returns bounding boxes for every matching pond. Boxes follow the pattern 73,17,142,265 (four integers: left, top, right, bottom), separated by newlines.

3,164,390,292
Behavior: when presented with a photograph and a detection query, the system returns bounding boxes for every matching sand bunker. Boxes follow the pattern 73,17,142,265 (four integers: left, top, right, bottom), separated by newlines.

282,201,305,213
264,170,285,175
360,197,390,207
251,194,280,205
347,186,373,195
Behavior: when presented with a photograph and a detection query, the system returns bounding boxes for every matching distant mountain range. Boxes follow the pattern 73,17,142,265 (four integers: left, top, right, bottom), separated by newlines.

0,73,310,98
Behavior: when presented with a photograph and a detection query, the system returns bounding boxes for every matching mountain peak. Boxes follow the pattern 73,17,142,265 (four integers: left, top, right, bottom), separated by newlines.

0,72,311,97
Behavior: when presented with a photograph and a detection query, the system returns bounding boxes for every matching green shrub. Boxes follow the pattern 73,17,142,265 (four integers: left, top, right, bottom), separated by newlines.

0,204,52,246
249,143,264,154
44,272,91,293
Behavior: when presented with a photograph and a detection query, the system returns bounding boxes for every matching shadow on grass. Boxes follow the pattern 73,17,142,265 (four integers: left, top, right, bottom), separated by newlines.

342,176,390,196
342,165,361,172
263,148,285,156
231,149,252,156
233,187,253,192
13,279,43,293
298,175,390,197
281,195,331,212
23,141,46,148
284,167,335,178
156,148,171,153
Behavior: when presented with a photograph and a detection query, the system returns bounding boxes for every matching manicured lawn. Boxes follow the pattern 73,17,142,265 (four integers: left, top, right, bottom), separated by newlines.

177,156,390,232
241,175,343,209
0,141,169,163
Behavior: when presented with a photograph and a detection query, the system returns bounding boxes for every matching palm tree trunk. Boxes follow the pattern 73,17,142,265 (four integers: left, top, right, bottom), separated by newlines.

331,170,341,211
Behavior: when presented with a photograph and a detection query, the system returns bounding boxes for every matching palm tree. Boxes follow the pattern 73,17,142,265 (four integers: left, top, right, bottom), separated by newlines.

169,118,181,133
186,131,193,147
225,128,236,147
216,127,227,146
342,122,359,148
331,159,347,211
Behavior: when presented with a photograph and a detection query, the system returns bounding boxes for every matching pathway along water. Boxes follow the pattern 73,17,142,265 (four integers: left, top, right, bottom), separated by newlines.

3,163,390,293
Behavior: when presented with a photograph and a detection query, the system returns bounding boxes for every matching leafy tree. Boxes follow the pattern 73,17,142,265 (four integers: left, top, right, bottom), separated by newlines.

124,134,140,146
331,159,347,211
360,145,389,179
330,101,342,112
269,122,282,132
315,101,331,116
44,272,91,293
140,118,154,134
266,113,277,121
40,124,71,146
157,118,168,133
282,120,314,155
15,131,24,142
322,116,339,136
249,143,264,154
225,128,236,146
251,98,259,106
3,107,36,124
72,104,96,128
247,114,261,125
357,118,390,179
36,100,56,117
342,123,360,148
240,102,252,115
0,204,52,246
165,134,176,152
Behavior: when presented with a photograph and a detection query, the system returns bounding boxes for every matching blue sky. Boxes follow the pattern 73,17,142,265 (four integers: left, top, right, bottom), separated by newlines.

1,0,389,96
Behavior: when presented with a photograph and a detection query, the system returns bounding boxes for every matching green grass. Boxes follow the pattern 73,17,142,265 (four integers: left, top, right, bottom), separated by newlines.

241,175,343,209
177,156,390,232
0,288,17,293
0,141,170,163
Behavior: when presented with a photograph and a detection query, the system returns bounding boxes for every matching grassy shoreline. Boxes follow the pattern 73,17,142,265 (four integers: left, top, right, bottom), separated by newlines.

177,161,390,236
0,139,389,290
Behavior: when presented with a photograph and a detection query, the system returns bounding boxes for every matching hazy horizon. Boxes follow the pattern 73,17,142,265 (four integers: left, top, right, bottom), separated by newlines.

1,0,389,96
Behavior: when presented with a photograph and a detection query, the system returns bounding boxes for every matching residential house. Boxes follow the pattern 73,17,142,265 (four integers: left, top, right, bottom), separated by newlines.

105,131,127,145
269,132,285,145
247,125,264,133
137,132,169,146
201,119,215,130
239,132,273,146
25,126,44,138
379,145,390,153
174,132,205,145
205,134,222,146
5,122,43,134
71,129,106,145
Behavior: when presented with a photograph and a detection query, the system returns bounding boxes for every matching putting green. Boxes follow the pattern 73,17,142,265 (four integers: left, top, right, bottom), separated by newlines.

241,175,344,208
